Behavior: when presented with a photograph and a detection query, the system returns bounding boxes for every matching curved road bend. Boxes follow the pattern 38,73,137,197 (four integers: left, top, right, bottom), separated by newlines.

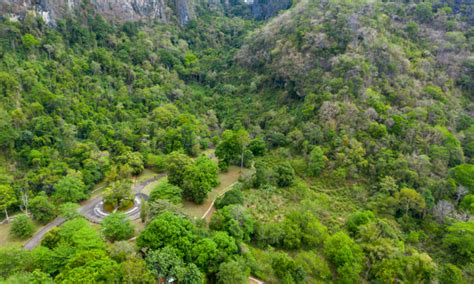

23,175,162,250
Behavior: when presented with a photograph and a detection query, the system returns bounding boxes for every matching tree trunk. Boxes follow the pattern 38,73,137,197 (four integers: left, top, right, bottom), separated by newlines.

4,208,9,223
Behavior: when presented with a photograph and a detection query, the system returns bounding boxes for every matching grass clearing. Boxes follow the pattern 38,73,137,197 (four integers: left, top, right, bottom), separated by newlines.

0,219,44,247
181,166,252,219
141,176,168,196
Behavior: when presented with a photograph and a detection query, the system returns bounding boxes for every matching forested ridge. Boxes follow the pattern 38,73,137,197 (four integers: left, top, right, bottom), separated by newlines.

0,0,473,283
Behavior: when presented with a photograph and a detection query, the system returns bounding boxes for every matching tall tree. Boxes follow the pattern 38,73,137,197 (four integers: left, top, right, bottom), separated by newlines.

0,185,15,222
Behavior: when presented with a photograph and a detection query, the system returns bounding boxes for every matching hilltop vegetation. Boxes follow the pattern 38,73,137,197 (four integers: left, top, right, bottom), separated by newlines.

0,0,473,283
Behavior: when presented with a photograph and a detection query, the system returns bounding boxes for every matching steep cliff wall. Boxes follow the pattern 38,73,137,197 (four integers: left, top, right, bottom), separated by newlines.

252,0,292,20
0,0,191,24
0,0,292,25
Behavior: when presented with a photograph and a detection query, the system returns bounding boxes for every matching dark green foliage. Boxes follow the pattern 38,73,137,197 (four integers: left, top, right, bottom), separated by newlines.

10,214,34,239
101,213,134,242
346,210,375,234
215,188,244,209
308,146,325,176
53,175,87,203
438,263,465,284
210,205,254,242
215,129,250,170
248,137,267,156
0,0,472,282
146,246,183,280
324,232,364,283
271,252,306,284
0,246,32,278
182,156,219,204
29,193,56,224
137,212,196,253
275,162,295,187
166,152,193,188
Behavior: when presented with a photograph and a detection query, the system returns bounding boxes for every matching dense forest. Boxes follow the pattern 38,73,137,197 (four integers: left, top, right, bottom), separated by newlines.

0,0,473,283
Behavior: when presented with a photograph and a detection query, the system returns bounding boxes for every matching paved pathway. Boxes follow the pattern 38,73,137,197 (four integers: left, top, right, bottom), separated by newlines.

23,175,162,250
23,217,65,250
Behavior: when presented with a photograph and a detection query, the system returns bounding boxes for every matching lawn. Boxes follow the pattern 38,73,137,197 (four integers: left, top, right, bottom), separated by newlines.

0,218,44,247
181,166,253,220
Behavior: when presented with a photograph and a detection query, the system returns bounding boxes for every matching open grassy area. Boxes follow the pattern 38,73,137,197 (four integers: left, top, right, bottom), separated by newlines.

181,166,252,219
141,176,168,196
0,219,44,247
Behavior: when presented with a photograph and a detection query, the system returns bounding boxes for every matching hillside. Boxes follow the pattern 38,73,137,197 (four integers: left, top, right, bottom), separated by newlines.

0,0,473,283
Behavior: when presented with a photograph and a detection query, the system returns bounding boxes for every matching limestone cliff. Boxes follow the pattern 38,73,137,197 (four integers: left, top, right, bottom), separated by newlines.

0,0,193,25
0,0,292,25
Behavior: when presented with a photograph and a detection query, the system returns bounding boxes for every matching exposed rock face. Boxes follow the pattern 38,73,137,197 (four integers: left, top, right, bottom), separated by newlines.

0,0,292,25
0,0,187,24
252,0,292,20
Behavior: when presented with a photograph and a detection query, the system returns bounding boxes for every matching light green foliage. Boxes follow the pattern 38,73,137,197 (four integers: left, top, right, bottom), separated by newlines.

346,210,375,234
324,232,364,283
294,251,332,282
439,263,465,284
55,249,121,283
21,33,40,49
460,194,474,214
271,252,306,284
149,181,182,204
42,218,105,251
58,202,80,220
107,241,136,262
450,164,474,191
0,184,15,221
308,146,325,176
101,213,134,242
10,214,35,239
53,175,87,203
443,221,474,263
217,260,250,284
119,257,155,283
395,188,426,217
103,179,133,211
0,0,472,282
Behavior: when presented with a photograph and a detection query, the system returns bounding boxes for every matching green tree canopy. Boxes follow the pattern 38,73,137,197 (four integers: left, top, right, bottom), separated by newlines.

101,212,134,242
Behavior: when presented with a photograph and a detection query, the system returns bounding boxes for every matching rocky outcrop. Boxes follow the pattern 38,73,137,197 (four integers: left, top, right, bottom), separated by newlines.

0,0,292,25
252,0,292,20
0,0,192,25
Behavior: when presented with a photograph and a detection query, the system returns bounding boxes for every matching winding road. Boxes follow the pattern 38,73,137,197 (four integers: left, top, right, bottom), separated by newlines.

23,175,161,250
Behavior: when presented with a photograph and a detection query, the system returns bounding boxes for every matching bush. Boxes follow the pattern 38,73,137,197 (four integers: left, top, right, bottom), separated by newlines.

276,162,295,187
215,188,244,209
29,193,56,224
149,181,182,204
101,213,134,242
10,214,35,239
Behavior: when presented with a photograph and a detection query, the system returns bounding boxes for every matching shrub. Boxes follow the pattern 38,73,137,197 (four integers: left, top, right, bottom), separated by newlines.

10,214,34,239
